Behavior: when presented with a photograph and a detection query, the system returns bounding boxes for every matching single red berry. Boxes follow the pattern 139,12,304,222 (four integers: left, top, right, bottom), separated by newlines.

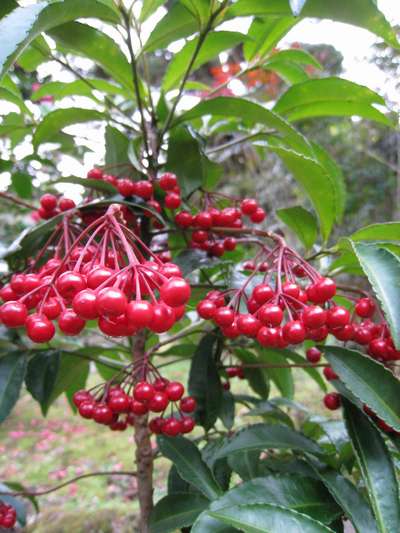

93,403,114,424
0,285,17,302
257,326,280,347
237,313,261,337
150,303,176,333
306,347,322,363
0,301,28,327
130,399,149,415
165,192,181,209
59,197,76,211
353,326,373,345
126,300,154,328
58,309,86,335
332,324,354,341
26,315,55,343
282,320,306,344
214,306,235,327
108,393,130,413
355,297,376,318
87,267,114,289
134,381,155,402
165,381,185,401
175,211,193,228
42,297,62,320
162,417,182,436
206,290,225,307
148,391,169,412
240,198,258,215
117,178,135,197
160,262,183,279
258,304,283,327
323,366,338,381
192,230,208,243
134,180,153,199
314,277,336,302
149,417,165,434
324,392,341,410
72,289,99,319
40,193,58,211
96,287,128,317
326,306,350,329
73,390,92,407
160,277,191,307
195,211,213,229
197,299,217,319
250,207,266,223
302,306,327,328
223,237,237,251
252,284,274,305
79,400,95,419
87,168,103,180
282,282,300,299
181,416,195,433
159,172,178,191
153,377,169,391
180,396,196,413
55,271,86,299
369,338,389,359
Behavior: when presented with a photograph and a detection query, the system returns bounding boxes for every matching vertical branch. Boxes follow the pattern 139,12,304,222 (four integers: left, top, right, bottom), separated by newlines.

132,331,153,533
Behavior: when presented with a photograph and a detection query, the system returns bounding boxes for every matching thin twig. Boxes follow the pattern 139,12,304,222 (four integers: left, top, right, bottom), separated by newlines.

0,191,36,210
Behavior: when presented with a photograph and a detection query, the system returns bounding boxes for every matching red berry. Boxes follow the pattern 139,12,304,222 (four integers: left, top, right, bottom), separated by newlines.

332,324,354,341
87,267,114,289
0,301,28,327
160,277,191,307
326,306,350,329
353,326,373,345
355,297,376,318
93,403,114,424
162,417,182,436
240,198,258,215
26,315,55,343
165,192,181,209
58,309,86,335
153,377,169,391
306,347,322,363
195,211,213,229
282,282,300,299
282,320,306,344
126,300,154,328
87,168,103,180
250,207,266,223
237,314,261,337
369,338,389,359
108,393,130,413
150,303,176,333
323,366,338,381
180,396,196,413
214,306,235,327
40,193,58,211
42,297,62,319
117,178,135,197
206,290,225,307
59,197,76,211
134,180,153,199
149,417,165,434
252,284,274,305
181,416,195,433
165,381,184,401
159,172,178,191
192,230,208,243
55,271,86,299
134,381,155,402
148,391,169,412
0,285,17,302
324,392,341,410
197,299,216,319
257,326,280,347
131,399,149,415
314,278,336,302
302,306,327,328
223,237,237,251
72,289,99,319
175,211,193,228
258,304,283,327
73,390,92,407
96,287,127,317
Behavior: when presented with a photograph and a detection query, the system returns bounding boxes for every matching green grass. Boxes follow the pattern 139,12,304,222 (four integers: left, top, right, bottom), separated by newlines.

0,360,335,531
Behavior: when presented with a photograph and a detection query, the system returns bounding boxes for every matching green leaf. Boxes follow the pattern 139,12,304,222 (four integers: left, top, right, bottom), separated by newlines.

244,400,294,427
277,206,318,249
0,352,27,423
214,424,322,459
311,467,378,533
10,172,33,199
350,223,400,243
140,0,165,22
17,35,50,71
47,353,89,410
150,492,209,533
289,0,307,16
25,350,60,416
243,17,298,62
274,78,391,126
264,60,309,84
324,345,400,432
228,450,260,481
258,348,294,399
105,125,131,170
0,88,32,115
208,503,334,532
32,79,127,101
193,474,341,533
235,348,270,399
33,108,104,148
188,332,222,430
343,399,400,533
48,22,132,92
157,435,222,500
350,242,400,348
180,0,211,25
220,390,235,430
144,3,198,52
163,31,247,91
267,49,322,70
175,96,312,155
0,0,119,81
227,0,400,50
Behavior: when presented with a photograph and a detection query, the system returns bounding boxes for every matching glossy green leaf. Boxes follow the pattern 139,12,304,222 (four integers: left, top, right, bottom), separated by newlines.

11,172,33,199
258,348,294,399
311,467,378,533
48,22,132,92
0,0,17,19
227,0,400,49
235,348,270,399
228,450,261,482
25,350,60,415
157,435,222,500
343,400,400,533
277,206,318,249
175,96,312,155
350,242,400,348
0,353,27,423
208,503,334,532
32,79,127,101
47,353,89,410
220,390,235,430
270,350,326,393
0,0,119,80
33,108,104,148
17,35,50,71
180,0,211,24
105,125,131,171
139,0,165,22
0,88,31,115
243,17,298,61
188,332,222,430
163,31,247,91
193,474,340,533
350,223,400,243
324,345,400,431
150,492,209,533
244,400,294,427
264,59,309,84
144,3,198,52
268,49,322,69
274,78,391,126
214,423,322,459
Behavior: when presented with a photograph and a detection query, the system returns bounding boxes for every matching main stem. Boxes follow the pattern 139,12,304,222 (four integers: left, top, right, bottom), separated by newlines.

132,331,154,532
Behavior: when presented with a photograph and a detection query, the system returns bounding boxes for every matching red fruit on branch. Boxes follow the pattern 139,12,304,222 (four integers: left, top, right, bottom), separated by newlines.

323,392,341,410
306,347,322,363
0,301,28,327
160,277,191,307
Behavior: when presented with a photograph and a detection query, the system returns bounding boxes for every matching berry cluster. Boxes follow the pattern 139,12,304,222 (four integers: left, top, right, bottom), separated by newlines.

73,369,196,436
0,502,16,529
175,193,266,258
0,205,191,343
35,193,76,220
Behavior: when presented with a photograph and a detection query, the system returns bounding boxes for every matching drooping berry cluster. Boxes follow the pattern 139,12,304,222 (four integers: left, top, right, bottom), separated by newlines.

73,365,196,436
0,502,16,529
34,193,76,220
0,204,191,343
